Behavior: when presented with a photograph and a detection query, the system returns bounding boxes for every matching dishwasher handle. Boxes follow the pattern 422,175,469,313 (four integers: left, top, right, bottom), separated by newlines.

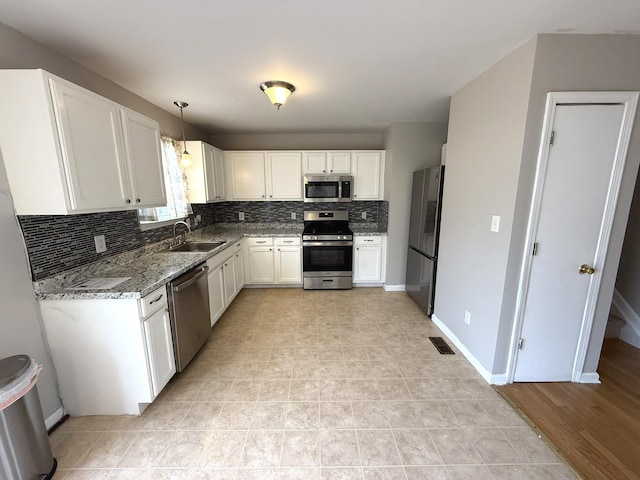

171,265,209,292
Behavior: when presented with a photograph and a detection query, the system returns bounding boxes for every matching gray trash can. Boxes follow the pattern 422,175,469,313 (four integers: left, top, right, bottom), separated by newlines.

0,355,57,479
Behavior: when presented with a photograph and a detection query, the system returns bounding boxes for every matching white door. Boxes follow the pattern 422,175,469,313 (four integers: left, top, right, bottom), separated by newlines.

208,265,225,326
275,246,302,283
229,152,266,200
248,247,275,283
354,246,382,283
353,151,383,200
202,143,217,202
143,307,176,397
514,101,631,382
222,258,237,304
212,147,226,201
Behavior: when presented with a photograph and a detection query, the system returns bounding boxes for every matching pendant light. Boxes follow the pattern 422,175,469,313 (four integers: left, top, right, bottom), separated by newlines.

260,81,295,110
173,101,192,167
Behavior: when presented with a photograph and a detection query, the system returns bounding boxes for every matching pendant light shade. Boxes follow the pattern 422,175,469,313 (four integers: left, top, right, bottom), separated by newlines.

173,101,192,167
260,81,295,110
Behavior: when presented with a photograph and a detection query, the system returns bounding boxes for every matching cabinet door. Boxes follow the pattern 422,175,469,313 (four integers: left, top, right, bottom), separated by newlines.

267,152,303,200
328,152,351,173
120,108,166,207
248,246,275,283
49,78,130,210
353,246,382,283
228,152,266,200
303,152,328,174
234,250,245,291
203,142,217,202
353,151,384,200
208,265,226,326
212,147,226,201
275,246,302,283
143,307,176,397
222,258,237,304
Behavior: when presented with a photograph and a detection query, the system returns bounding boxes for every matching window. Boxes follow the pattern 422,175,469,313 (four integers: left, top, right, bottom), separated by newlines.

138,136,191,228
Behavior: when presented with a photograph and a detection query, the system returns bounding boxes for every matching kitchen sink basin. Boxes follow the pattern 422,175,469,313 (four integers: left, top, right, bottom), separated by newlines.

161,241,226,253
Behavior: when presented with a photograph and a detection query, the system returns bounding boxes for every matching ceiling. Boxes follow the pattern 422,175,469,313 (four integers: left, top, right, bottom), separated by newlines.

1,0,639,135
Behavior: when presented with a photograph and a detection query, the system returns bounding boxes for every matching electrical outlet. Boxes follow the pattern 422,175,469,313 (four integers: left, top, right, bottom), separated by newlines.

238,212,245,221
291,212,296,220
196,214,202,222
94,235,107,253
464,310,471,325
361,212,367,220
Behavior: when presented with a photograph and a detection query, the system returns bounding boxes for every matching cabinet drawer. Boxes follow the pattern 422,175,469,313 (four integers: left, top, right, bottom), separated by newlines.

233,240,243,252
275,237,301,246
207,246,234,270
246,237,274,247
354,236,383,246
139,286,168,318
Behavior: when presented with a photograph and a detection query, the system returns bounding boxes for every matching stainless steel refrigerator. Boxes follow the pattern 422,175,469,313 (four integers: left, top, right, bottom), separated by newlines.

405,165,445,315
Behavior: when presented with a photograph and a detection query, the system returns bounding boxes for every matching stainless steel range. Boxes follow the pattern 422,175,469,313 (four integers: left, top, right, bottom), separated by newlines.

302,210,353,289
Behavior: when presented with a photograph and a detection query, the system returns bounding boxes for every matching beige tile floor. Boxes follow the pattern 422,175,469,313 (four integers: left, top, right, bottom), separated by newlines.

49,288,578,480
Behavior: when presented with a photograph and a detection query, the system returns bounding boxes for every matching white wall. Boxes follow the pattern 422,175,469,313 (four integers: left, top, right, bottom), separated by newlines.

382,122,447,287
210,132,383,150
616,176,640,313
435,38,537,371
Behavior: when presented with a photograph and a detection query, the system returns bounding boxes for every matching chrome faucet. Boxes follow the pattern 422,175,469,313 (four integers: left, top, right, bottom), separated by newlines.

172,220,191,246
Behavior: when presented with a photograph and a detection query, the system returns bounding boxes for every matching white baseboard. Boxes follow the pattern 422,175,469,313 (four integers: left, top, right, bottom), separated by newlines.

431,314,505,385
612,289,640,348
580,372,601,384
45,406,65,430
383,284,405,292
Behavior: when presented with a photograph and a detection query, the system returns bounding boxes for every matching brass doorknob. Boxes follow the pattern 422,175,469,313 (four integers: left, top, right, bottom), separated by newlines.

579,264,596,275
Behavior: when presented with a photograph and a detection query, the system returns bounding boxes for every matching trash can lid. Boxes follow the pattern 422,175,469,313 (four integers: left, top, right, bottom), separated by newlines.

0,355,31,388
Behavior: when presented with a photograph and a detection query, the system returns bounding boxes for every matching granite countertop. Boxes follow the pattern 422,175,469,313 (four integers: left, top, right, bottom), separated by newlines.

35,224,304,301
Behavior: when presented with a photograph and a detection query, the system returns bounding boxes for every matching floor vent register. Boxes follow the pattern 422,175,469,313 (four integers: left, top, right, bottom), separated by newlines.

429,336,455,355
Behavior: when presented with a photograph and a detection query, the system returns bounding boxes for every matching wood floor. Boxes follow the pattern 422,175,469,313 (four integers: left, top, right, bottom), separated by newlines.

497,339,640,480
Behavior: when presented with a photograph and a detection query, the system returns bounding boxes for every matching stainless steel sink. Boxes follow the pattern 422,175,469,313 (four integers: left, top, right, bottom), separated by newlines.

161,241,226,253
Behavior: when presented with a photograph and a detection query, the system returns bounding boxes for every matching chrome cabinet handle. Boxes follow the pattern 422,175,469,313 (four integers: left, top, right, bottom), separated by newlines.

256,240,266,244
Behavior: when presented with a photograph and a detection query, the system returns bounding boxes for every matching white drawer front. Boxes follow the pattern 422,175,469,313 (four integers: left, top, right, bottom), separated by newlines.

354,236,383,246
139,286,168,318
247,237,274,247
275,237,301,246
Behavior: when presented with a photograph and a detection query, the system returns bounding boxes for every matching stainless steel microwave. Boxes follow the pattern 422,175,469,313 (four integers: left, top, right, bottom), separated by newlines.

304,175,352,202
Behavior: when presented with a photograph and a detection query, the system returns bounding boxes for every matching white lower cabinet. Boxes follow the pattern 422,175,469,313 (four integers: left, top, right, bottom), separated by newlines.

233,240,245,291
275,238,302,284
207,245,240,326
39,286,175,415
143,306,176,397
245,236,302,285
207,263,226,327
353,235,386,285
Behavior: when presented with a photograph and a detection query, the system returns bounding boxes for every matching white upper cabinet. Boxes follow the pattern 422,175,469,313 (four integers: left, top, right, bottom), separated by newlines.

352,151,385,200
226,151,302,201
267,152,302,200
0,69,166,214
227,151,267,200
184,141,225,203
120,108,166,207
303,151,351,174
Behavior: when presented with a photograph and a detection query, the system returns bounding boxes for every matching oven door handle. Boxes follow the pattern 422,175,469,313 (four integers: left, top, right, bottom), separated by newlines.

303,241,353,247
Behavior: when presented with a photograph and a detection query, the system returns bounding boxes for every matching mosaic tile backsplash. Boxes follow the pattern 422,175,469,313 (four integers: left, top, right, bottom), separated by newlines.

19,201,387,280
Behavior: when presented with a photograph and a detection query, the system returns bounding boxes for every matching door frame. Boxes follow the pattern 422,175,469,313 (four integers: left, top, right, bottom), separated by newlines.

506,91,639,384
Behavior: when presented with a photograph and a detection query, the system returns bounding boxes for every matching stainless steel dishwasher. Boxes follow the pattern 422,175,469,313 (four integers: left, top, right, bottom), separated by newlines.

167,263,210,372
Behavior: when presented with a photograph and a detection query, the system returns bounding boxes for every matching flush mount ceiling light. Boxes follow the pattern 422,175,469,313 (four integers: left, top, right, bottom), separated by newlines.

173,101,192,167
259,81,295,110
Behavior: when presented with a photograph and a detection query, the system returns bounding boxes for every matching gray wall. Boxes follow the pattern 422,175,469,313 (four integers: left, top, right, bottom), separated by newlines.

0,21,209,142
508,34,640,374
382,122,448,286
210,132,383,150
616,176,640,313
438,33,640,378
0,20,210,420
0,154,62,419
435,38,537,371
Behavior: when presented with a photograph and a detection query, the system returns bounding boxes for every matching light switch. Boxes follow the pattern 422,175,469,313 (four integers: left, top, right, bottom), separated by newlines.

491,215,500,233
94,235,107,253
